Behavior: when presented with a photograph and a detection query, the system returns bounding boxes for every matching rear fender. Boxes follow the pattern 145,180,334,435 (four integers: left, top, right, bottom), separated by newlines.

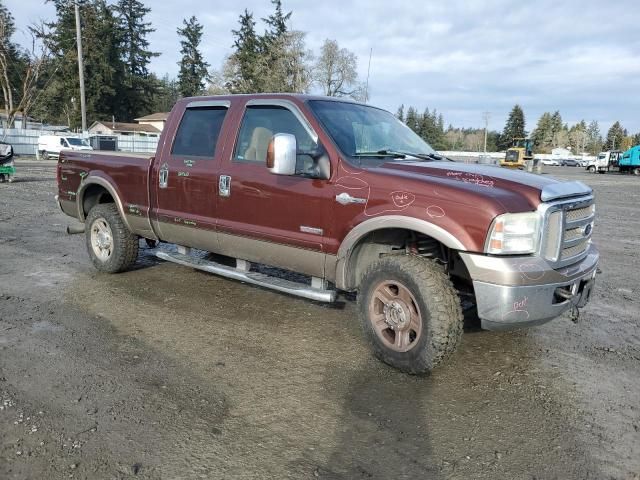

77,175,131,231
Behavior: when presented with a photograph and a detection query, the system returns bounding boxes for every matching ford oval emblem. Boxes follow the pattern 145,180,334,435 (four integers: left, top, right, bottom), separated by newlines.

584,223,592,237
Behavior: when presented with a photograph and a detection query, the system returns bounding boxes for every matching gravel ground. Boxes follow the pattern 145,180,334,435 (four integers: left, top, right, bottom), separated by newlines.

0,160,638,479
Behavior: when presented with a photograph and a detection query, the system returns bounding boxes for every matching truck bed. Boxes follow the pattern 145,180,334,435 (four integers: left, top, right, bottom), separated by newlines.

57,150,153,232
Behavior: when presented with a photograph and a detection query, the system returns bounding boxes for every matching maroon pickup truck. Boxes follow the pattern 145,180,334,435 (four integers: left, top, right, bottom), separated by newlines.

56,94,598,373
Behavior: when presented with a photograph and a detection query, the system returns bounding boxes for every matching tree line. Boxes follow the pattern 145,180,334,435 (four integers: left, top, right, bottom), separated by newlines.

1,0,364,129
397,103,639,154
2,0,639,152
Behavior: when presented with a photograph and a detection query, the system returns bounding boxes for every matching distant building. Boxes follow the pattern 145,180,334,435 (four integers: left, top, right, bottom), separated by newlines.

1,113,43,130
551,147,572,158
88,121,160,137
134,112,169,132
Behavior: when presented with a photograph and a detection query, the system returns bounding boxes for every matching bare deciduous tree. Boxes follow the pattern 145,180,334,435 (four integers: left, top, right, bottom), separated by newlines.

0,18,50,133
313,39,363,99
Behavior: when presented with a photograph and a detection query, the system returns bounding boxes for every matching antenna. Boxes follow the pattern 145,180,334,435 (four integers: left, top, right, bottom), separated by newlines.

364,48,372,103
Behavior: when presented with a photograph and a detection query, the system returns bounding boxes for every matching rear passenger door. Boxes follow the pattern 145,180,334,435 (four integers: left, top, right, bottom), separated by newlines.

152,101,230,251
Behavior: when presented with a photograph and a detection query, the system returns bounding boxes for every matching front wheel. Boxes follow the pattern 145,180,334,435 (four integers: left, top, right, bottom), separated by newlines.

588,166,596,173
357,256,463,374
85,204,139,273
633,167,640,176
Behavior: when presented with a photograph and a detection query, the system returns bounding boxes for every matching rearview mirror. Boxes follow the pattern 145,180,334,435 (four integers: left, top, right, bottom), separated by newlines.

266,133,297,176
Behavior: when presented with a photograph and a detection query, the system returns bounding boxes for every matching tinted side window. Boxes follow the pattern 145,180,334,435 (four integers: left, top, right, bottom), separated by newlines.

234,105,315,163
172,107,228,158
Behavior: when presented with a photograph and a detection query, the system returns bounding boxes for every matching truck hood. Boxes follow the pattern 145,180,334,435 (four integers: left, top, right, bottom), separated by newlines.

374,161,592,209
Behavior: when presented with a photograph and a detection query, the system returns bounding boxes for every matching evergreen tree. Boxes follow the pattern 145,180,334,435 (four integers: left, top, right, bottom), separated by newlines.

586,120,602,155
226,9,261,93
149,73,179,113
396,104,404,122
262,0,291,42
219,2,312,94
605,121,627,150
177,16,209,97
531,112,553,151
632,132,640,146
500,104,526,150
404,106,418,132
35,0,126,128
114,0,159,119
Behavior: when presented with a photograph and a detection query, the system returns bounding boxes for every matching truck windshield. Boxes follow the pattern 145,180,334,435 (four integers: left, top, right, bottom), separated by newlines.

308,100,437,164
66,138,89,147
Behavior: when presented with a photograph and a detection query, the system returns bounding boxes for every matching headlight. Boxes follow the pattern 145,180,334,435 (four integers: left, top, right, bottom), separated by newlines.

487,212,541,255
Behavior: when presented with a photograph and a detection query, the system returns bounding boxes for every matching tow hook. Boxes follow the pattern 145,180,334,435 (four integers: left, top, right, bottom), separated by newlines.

66,224,85,235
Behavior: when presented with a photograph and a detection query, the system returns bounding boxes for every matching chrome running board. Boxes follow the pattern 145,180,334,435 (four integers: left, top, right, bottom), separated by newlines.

155,250,336,303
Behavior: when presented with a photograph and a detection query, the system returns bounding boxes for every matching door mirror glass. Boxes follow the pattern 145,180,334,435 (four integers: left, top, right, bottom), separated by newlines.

266,133,297,176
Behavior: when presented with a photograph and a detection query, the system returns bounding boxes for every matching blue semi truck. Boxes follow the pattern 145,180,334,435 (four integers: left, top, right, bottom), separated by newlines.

619,145,640,175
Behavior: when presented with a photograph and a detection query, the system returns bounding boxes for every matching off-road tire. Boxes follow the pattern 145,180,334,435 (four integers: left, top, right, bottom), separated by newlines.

85,204,138,273
357,255,463,374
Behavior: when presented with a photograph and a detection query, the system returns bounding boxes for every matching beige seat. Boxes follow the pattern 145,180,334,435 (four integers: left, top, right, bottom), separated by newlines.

244,127,274,162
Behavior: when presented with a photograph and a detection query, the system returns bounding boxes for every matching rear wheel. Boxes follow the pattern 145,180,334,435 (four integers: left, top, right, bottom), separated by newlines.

85,204,138,273
357,255,463,374
41,150,49,160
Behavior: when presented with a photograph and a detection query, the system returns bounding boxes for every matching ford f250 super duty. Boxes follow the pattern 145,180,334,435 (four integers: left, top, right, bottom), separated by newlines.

56,94,598,373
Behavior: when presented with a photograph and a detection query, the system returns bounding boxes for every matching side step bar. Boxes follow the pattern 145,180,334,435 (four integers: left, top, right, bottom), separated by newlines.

155,250,337,303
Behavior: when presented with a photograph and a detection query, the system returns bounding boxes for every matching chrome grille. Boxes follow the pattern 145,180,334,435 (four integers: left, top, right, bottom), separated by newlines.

563,227,584,242
565,206,592,222
561,239,590,260
542,196,595,268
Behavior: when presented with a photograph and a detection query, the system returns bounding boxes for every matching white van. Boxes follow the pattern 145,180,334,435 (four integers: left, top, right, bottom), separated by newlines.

37,135,93,160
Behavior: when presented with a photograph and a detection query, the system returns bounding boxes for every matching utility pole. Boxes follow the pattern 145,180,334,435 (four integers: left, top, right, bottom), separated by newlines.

482,111,490,155
74,1,87,133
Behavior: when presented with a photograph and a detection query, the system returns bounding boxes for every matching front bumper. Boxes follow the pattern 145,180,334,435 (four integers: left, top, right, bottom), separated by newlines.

459,245,599,330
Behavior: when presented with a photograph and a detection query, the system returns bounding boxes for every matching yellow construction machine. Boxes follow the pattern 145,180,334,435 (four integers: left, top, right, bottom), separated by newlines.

500,138,533,169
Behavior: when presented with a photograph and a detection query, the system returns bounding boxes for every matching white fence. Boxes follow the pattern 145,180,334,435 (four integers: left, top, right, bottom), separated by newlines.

439,150,597,162
0,128,159,156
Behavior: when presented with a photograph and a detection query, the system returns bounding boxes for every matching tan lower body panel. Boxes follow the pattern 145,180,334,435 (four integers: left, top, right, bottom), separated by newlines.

152,220,219,253
217,231,326,278
125,214,157,240
151,221,333,280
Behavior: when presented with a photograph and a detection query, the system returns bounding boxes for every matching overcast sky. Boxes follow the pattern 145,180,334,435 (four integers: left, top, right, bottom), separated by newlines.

6,0,640,133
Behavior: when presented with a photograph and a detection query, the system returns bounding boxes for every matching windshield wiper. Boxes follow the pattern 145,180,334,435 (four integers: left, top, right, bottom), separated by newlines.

395,151,455,162
352,151,406,158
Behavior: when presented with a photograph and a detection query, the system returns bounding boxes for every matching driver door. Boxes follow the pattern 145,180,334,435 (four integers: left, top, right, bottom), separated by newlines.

215,101,333,277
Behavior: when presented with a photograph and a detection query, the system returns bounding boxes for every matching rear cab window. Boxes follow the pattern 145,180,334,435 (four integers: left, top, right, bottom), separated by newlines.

172,107,228,159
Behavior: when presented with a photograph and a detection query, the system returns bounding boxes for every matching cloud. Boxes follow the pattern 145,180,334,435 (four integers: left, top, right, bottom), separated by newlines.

6,0,640,132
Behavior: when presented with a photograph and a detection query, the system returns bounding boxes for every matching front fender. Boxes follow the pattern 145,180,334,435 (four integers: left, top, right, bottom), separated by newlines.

333,215,467,290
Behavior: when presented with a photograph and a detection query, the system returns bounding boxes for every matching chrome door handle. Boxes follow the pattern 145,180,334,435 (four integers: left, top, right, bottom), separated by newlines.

219,175,231,197
159,163,169,188
335,192,366,205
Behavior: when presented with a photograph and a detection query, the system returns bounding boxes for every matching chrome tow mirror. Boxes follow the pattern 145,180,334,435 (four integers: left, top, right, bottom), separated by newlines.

266,133,297,176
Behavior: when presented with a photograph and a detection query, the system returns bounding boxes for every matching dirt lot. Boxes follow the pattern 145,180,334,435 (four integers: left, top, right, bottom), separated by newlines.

0,161,638,479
